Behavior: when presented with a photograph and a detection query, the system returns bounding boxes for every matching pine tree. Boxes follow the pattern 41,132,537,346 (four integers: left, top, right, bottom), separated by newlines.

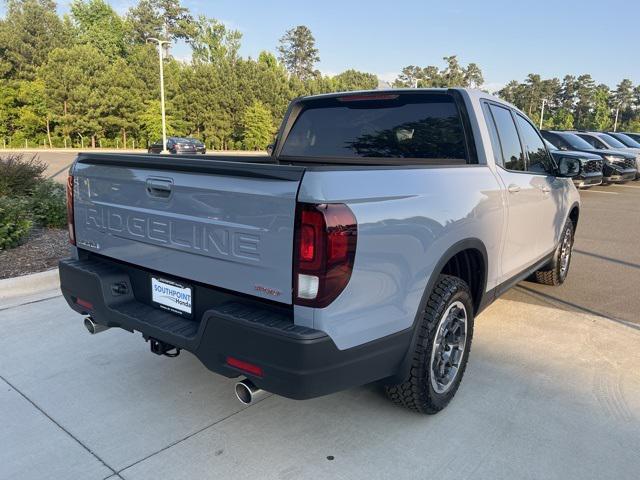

277,25,319,80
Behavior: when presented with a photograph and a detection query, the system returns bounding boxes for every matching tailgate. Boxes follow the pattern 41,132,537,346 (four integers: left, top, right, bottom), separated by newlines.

72,154,305,304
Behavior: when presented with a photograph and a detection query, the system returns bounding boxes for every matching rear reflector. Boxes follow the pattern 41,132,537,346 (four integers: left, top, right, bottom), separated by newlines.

75,298,93,310
293,203,357,308
226,356,263,377
66,175,75,245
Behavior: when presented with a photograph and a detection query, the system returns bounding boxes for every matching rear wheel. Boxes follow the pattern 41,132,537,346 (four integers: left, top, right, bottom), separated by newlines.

534,221,574,286
385,275,474,414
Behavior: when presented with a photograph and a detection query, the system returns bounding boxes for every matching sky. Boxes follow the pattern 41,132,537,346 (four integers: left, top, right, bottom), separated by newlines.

5,0,640,90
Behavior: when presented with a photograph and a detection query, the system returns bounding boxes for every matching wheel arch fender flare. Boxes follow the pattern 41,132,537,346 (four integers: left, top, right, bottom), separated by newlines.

388,237,489,383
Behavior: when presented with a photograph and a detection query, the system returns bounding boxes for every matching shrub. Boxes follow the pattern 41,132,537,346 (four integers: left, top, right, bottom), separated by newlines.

0,154,47,197
29,180,67,228
0,197,33,250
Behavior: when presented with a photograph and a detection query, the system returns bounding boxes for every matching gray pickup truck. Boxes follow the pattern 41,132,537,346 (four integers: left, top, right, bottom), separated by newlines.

59,89,581,413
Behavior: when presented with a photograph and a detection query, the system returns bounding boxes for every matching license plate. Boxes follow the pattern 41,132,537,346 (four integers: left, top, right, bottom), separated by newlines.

151,277,192,317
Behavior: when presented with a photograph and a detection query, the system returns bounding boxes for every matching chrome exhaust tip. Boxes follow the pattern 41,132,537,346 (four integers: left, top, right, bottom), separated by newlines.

234,379,266,405
84,316,110,335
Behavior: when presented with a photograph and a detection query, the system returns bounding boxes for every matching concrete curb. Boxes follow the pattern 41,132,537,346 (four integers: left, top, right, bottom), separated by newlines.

0,269,60,308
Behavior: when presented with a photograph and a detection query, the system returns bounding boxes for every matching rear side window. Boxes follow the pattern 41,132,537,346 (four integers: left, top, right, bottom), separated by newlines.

515,114,554,174
280,93,468,163
488,104,525,171
578,134,605,149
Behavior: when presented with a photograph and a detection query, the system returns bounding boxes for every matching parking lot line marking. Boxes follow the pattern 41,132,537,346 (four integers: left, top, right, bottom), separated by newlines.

581,190,619,195
612,185,640,189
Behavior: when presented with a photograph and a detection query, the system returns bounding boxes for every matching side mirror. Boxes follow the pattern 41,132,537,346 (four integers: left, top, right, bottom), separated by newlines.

556,157,581,177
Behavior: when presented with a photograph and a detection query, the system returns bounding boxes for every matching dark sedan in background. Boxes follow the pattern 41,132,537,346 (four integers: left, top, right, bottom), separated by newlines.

148,137,204,154
187,138,206,154
541,130,637,184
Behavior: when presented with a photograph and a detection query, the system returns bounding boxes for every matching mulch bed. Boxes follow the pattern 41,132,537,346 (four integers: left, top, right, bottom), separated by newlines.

0,228,69,279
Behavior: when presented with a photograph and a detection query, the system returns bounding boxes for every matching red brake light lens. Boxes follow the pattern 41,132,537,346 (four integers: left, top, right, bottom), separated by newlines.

66,175,75,245
294,203,357,308
337,94,399,102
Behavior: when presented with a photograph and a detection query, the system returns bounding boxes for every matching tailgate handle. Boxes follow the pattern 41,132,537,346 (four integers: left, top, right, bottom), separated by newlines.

146,178,173,198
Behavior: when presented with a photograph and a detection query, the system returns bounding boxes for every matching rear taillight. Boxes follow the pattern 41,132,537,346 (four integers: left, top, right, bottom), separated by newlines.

66,175,75,245
293,203,357,308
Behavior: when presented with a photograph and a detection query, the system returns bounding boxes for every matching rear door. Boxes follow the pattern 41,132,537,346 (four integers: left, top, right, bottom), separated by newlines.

72,154,305,304
483,103,545,281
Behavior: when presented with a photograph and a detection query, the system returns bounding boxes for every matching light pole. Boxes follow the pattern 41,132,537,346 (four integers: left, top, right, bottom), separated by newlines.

613,102,622,132
539,99,547,130
147,37,170,154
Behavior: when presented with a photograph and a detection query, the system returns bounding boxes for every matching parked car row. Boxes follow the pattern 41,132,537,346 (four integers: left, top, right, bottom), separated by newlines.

147,137,207,154
541,130,639,188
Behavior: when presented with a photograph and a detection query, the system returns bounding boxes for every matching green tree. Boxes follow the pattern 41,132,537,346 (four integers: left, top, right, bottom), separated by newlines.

277,25,320,80
15,79,51,146
190,15,242,65
441,56,466,87
612,79,634,126
38,44,109,147
590,86,612,131
464,63,484,89
332,69,378,91
0,0,68,79
70,0,127,59
0,80,20,143
241,101,274,150
125,0,194,44
394,57,483,89
549,108,574,130
574,74,596,128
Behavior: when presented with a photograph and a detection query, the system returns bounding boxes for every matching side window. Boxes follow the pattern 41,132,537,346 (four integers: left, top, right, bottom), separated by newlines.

578,134,603,149
489,104,525,171
542,132,568,150
515,114,554,174
482,103,504,167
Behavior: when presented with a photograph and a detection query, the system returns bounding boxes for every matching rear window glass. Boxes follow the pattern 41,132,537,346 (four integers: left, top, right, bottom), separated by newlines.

280,93,467,162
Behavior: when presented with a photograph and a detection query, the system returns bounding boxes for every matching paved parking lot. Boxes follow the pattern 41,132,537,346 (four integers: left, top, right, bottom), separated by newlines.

1,159,639,480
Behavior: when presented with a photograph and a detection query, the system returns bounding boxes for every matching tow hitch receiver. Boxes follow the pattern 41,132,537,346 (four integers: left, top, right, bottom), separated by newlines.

148,338,181,357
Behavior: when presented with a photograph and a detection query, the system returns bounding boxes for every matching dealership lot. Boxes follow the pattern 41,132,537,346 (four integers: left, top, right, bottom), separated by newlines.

1,157,639,480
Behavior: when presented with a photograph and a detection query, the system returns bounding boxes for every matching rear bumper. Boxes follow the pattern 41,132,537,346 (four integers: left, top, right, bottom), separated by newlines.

58,255,410,400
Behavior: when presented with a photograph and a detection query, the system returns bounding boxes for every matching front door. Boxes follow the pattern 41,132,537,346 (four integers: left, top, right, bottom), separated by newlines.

484,103,545,281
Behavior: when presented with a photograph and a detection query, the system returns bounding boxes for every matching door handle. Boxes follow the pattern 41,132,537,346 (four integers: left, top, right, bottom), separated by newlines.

146,178,173,198
540,186,551,194
507,184,521,193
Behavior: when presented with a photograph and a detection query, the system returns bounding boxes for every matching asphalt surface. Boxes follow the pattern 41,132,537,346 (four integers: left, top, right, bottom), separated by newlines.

519,181,640,326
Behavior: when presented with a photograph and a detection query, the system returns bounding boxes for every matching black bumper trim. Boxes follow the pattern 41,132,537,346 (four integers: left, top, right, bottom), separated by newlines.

59,257,411,399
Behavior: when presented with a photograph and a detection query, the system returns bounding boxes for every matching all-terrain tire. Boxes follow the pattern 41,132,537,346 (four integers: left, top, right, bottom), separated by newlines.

385,275,474,414
534,221,575,286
